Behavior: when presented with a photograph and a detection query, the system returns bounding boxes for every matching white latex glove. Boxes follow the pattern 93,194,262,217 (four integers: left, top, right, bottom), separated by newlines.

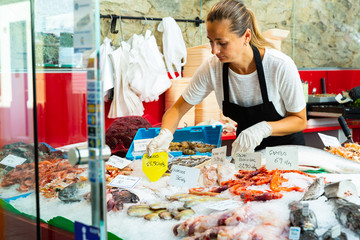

146,128,174,156
231,121,272,157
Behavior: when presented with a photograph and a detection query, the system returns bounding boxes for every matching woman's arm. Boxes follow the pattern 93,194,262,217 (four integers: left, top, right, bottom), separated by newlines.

268,107,307,136
161,95,194,133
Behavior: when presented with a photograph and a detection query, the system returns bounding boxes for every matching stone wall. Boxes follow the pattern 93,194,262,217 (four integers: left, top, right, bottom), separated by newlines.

100,0,360,68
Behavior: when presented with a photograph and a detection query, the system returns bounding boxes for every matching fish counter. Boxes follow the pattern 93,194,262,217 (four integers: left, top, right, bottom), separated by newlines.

1,142,360,240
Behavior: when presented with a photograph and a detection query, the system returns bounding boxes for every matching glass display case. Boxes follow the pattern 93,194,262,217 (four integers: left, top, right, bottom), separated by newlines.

1,0,104,239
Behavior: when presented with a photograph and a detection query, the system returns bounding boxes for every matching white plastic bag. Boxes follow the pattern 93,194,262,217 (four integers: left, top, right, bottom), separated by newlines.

108,42,144,118
127,30,172,102
157,17,187,80
100,37,114,99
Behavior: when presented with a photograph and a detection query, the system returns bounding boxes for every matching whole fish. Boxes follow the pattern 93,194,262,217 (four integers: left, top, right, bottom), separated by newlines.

106,188,140,212
321,226,348,240
258,145,360,173
58,181,90,203
331,198,360,235
300,177,325,201
289,201,318,232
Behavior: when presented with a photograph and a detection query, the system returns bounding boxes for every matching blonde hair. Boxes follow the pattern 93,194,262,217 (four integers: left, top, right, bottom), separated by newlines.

207,0,274,49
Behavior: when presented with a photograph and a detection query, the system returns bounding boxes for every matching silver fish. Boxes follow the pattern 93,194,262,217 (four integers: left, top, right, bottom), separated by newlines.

58,181,90,203
301,177,325,201
258,145,360,173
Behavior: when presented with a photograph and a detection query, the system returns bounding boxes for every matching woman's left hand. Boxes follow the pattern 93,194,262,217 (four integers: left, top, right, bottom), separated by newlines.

231,121,272,157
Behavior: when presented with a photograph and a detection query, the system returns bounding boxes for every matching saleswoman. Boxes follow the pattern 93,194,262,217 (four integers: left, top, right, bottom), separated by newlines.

146,0,307,158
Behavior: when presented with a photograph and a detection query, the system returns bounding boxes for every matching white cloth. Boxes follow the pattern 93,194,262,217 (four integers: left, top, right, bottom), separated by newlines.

182,48,306,117
231,121,272,157
146,128,174,156
100,37,114,99
108,43,144,118
157,17,187,80
127,30,172,102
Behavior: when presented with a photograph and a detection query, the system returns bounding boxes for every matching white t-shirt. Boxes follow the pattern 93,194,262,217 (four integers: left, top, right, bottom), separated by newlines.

182,48,306,117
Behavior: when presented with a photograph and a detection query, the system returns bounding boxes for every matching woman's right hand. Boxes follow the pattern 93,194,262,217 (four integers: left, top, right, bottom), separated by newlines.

146,128,174,156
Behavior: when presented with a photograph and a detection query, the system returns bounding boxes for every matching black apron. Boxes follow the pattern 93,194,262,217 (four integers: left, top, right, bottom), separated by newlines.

222,46,305,151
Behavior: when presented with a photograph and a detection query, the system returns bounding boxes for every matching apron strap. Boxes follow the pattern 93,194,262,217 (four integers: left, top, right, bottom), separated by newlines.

252,45,269,103
222,62,230,103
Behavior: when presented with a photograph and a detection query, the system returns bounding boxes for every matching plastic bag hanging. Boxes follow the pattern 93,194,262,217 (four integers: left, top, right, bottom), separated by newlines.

100,37,114,100
108,42,144,118
127,30,171,102
157,17,187,80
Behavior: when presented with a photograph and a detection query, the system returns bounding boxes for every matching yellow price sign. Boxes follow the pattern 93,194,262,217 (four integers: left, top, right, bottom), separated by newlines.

142,152,168,182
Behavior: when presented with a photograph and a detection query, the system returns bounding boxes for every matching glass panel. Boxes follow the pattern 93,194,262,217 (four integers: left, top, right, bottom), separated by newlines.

0,0,37,239
33,0,95,238
2,0,102,239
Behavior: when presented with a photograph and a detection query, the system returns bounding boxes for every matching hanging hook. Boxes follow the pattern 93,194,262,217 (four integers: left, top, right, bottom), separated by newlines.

110,15,118,34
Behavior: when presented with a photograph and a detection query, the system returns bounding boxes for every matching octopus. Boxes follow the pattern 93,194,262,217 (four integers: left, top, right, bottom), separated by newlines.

174,204,289,239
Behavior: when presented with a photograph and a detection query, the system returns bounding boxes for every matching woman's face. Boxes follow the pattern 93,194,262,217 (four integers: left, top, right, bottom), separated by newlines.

207,19,247,63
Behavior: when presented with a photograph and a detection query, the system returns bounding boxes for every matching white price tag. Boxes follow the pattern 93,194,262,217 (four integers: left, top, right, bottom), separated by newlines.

133,139,152,152
302,202,309,216
289,227,301,240
211,146,228,165
108,175,141,189
168,165,200,188
0,154,27,168
106,155,132,169
234,152,262,171
266,146,298,170
208,199,239,211
318,133,341,147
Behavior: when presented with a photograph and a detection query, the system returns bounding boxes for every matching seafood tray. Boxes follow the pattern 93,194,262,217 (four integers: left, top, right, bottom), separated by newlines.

126,125,222,160
167,155,211,172
169,141,217,155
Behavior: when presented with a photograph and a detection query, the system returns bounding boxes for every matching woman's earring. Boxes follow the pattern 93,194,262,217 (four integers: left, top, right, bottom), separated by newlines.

244,42,247,46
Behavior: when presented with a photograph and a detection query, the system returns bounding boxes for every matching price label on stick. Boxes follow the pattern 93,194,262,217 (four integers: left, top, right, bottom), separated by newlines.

142,152,168,182
234,152,262,171
106,155,132,169
289,227,301,240
108,175,141,189
0,154,27,168
168,165,200,188
318,133,341,147
265,146,298,170
211,146,228,165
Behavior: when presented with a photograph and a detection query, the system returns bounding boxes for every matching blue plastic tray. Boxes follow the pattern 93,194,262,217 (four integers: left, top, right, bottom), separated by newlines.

126,125,222,160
